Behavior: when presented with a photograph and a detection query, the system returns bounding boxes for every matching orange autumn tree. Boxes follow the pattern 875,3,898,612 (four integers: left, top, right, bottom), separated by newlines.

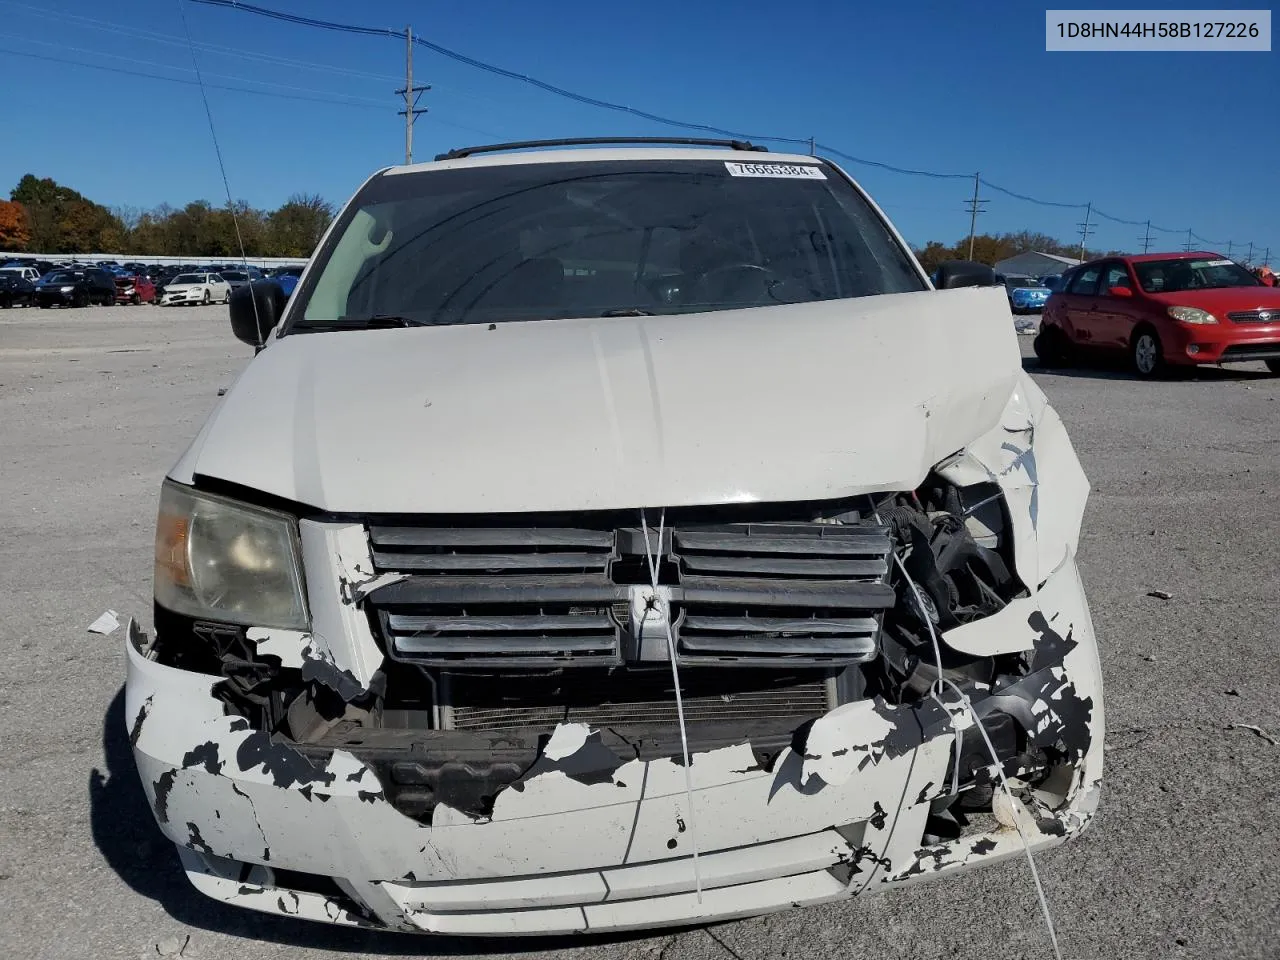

0,200,30,251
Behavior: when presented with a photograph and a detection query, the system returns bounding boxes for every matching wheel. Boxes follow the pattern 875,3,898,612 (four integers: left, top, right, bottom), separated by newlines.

0,294,11,309
1131,327,1166,379
1265,359,1280,375
131,294,140,305
73,291,89,308
223,289,231,303
1033,325,1071,367
202,289,211,305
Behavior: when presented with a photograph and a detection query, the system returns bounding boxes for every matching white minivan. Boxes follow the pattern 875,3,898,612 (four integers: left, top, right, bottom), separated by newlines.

126,138,1103,937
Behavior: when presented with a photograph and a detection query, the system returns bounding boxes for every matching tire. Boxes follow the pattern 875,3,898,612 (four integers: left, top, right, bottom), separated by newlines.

0,294,11,309
1131,327,1166,379
223,290,231,304
72,291,89,309
202,289,211,305
131,294,140,305
1033,325,1071,367
1265,360,1280,375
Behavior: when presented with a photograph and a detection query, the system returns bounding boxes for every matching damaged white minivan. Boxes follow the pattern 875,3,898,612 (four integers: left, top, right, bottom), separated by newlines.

125,139,1103,936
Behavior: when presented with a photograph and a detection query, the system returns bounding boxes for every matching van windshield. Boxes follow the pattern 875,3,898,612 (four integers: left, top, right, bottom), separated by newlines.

289,158,926,330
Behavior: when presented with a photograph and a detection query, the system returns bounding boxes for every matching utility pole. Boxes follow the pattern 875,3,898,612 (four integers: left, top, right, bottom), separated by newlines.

1226,240,1234,260
964,172,986,260
1264,247,1271,267
1245,241,1254,265
1076,202,1093,260
1139,220,1153,254
807,137,816,156
1182,228,1193,252
396,25,430,164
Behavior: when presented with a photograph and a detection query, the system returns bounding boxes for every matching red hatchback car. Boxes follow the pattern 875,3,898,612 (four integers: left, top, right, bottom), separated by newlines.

114,273,156,305
1035,251,1280,377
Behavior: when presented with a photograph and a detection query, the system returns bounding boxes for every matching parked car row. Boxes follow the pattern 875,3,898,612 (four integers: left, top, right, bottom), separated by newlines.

0,259,306,309
1034,251,1280,377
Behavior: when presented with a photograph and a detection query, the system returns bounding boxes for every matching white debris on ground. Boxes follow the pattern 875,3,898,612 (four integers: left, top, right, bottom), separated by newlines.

1014,317,1039,335
87,609,121,635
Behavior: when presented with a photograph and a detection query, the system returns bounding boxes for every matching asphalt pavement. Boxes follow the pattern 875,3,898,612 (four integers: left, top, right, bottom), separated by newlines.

1,304,1277,960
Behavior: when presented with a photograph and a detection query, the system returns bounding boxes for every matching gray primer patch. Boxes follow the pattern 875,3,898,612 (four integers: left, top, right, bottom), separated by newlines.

235,732,337,789
181,742,224,775
129,696,153,748
153,770,177,824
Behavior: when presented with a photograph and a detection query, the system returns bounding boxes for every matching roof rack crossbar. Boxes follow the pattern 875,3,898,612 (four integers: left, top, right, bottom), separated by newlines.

434,137,768,162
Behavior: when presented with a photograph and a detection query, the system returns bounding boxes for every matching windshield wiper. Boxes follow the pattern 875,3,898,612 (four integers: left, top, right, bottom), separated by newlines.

294,314,430,331
600,307,654,317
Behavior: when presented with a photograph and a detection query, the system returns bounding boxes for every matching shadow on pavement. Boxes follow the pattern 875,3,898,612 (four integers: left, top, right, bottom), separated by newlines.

89,686,661,956
1022,354,1277,383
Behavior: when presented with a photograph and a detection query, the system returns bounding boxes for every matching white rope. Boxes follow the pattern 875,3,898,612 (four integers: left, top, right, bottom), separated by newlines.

878,506,1062,960
640,508,703,902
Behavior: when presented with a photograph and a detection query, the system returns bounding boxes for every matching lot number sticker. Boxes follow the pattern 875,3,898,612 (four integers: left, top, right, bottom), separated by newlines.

724,162,826,179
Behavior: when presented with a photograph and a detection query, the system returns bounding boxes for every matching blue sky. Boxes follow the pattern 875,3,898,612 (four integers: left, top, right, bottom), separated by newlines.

1,0,1276,258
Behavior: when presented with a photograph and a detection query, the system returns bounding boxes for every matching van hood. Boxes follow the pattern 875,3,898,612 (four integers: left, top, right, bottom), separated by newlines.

172,289,1022,514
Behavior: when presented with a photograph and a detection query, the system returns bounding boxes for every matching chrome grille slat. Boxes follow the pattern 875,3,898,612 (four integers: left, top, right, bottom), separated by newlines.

387,613,615,632
680,616,880,634
371,550,610,572
369,526,614,548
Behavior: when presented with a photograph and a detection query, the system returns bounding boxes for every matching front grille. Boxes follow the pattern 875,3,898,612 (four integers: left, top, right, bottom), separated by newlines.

442,668,834,732
367,518,893,669
1227,310,1279,324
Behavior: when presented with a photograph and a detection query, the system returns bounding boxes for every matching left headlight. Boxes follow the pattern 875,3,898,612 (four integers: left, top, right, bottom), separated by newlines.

154,480,309,629
1168,306,1217,325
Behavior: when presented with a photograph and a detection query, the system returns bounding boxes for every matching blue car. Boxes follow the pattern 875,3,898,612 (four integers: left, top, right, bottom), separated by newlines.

268,265,304,297
1003,275,1051,313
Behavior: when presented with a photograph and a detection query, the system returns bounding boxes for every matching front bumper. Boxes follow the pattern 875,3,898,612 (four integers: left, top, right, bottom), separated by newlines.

125,550,1103,936
1161,320,1280,364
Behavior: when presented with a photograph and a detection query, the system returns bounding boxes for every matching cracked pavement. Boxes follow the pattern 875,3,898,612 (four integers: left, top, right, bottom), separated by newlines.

1,305,1278,959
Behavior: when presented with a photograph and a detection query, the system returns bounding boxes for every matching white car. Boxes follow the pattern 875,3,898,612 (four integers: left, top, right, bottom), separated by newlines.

0,265,41,284
126,139,1102,937
159,272,231,306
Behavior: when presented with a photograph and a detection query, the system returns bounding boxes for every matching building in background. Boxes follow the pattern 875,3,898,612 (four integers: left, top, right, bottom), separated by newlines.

994,251,1082,277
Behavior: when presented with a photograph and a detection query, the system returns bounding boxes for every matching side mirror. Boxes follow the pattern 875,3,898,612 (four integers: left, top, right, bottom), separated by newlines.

934,260,999,289
229,280,285,348
1108,285,1133,297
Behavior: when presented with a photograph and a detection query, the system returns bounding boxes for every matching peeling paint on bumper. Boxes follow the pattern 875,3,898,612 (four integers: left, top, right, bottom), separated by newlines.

124,543,1103,936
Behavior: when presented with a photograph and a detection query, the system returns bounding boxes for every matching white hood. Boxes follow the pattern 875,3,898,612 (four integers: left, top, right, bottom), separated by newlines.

172,288,1021,513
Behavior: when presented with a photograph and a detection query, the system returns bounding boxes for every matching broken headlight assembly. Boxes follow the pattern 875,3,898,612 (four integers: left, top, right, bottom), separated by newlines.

154,480,309,630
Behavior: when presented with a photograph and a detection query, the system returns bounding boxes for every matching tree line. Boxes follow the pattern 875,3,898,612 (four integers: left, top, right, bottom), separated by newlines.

0,175,1122,270
913,231,1123,273
0,175,334,258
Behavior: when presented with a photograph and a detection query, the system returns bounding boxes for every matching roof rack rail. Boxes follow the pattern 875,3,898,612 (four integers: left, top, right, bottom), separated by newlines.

433,137,768,162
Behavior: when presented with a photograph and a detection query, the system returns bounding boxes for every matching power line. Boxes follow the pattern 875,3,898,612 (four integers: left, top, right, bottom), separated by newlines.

178,0,1272,257
0,0,402,82
0,32,391,104
0,45,389,108
9,0,1273,257
189,0,811,146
